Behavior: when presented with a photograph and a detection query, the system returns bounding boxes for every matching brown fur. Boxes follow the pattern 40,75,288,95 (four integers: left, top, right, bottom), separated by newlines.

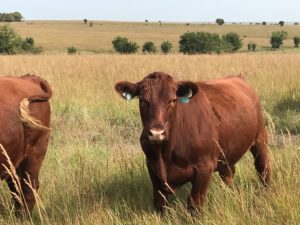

0,74,52,216
115,72,271,213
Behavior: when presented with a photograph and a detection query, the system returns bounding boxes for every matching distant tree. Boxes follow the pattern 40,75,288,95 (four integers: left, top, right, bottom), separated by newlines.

11,12,23,21
83,18,88,24
158,20,162,26
262,21,267,25
143,41,157,54
293,36,300,48
186,23,190,26
294,22,299,25
279,21,284,26
67,46,77,54
270,31,288,49
112,36,139,54
222,32,242,52
160,41,172,54
145,19,149,23
216,18,225,25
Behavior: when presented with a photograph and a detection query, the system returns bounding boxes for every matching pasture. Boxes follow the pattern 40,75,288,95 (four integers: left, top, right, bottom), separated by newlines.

6,20,300,53
0,21,299,225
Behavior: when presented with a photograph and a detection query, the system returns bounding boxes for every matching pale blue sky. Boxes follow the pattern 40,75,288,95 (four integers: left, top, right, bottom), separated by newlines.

1,0,299,22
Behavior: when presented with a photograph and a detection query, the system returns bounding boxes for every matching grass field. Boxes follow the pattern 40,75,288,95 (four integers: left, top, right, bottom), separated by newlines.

3,21,300,53
0,21,299,225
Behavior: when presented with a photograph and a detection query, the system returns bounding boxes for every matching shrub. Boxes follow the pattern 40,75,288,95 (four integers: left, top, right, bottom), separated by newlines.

83,19,88,24
160,41,172,54
262,21,267,25
142,41,156,54
216,18,225,25
179,32,218,54
293,36,300,48
0,25,22,54
270,31,288,49
112,36,139,54
21,37,43,54
247,42,257,51
222,32,242,52
0,25,42,54
67,46,77,54
179,32,233,54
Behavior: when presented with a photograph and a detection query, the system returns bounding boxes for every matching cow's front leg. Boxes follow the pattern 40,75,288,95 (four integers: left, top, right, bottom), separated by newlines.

187,166,213,214
146,162,169,212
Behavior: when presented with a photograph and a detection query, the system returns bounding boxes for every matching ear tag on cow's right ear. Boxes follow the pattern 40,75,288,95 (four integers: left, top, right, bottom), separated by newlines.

122,92,132,101
179,97,190,104
179,89,192,104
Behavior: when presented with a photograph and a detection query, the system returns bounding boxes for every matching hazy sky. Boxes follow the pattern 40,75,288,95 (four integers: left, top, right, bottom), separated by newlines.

1,0,300,22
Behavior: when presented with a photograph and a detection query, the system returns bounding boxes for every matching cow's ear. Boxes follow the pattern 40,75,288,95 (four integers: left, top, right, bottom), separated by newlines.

115,81,139,100
176,81,198,103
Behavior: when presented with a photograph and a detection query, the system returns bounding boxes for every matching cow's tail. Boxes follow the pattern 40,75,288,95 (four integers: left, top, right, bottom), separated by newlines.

20,97,51,131
19,75,52,131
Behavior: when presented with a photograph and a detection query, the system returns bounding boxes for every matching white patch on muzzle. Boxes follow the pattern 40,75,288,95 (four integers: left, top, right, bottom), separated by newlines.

148,129,165,142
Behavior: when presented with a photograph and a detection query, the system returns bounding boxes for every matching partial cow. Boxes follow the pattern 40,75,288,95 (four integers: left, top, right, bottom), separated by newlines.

115,72,270,212
0,74,52,216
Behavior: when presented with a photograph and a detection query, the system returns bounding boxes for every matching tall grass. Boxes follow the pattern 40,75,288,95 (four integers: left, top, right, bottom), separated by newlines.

0,53,299,224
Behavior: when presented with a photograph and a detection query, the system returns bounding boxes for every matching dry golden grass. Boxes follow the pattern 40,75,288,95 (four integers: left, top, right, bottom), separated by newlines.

4,21,300,53
0,53,299,224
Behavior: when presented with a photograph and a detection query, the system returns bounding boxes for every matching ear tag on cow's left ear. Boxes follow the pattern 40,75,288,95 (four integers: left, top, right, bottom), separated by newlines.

179,89,192,104
122,92,132,101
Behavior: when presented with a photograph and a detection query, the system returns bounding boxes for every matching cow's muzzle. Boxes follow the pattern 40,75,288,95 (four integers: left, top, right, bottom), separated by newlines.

148,128,166,143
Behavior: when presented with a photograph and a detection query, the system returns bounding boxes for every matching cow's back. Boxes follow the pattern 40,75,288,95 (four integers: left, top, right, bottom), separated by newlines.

199,76,263,164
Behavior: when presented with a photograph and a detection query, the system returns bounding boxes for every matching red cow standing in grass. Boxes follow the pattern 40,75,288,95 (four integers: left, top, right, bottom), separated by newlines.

115,72,270,212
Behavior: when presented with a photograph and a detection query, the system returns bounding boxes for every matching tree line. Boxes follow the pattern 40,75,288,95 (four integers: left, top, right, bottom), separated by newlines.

111,31,299,54
0,24,298,55
0,12,23,22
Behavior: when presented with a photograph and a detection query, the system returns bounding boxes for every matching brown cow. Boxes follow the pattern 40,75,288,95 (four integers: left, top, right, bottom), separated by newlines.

0,74,51,216
115,72,270,213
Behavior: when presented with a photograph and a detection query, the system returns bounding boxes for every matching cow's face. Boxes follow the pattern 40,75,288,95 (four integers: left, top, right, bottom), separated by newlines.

115,72,198,144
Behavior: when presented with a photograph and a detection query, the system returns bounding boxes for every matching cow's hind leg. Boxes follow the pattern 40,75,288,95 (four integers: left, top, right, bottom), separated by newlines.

250,129,271,186
6,175,23,215
19,133,49,214
7,132,49,216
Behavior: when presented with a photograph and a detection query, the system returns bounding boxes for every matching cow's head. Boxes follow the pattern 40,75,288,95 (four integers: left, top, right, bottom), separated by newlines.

115,72,198,144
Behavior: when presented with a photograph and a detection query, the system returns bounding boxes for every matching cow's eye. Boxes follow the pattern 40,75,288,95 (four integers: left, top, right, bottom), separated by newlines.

167,99,177,108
